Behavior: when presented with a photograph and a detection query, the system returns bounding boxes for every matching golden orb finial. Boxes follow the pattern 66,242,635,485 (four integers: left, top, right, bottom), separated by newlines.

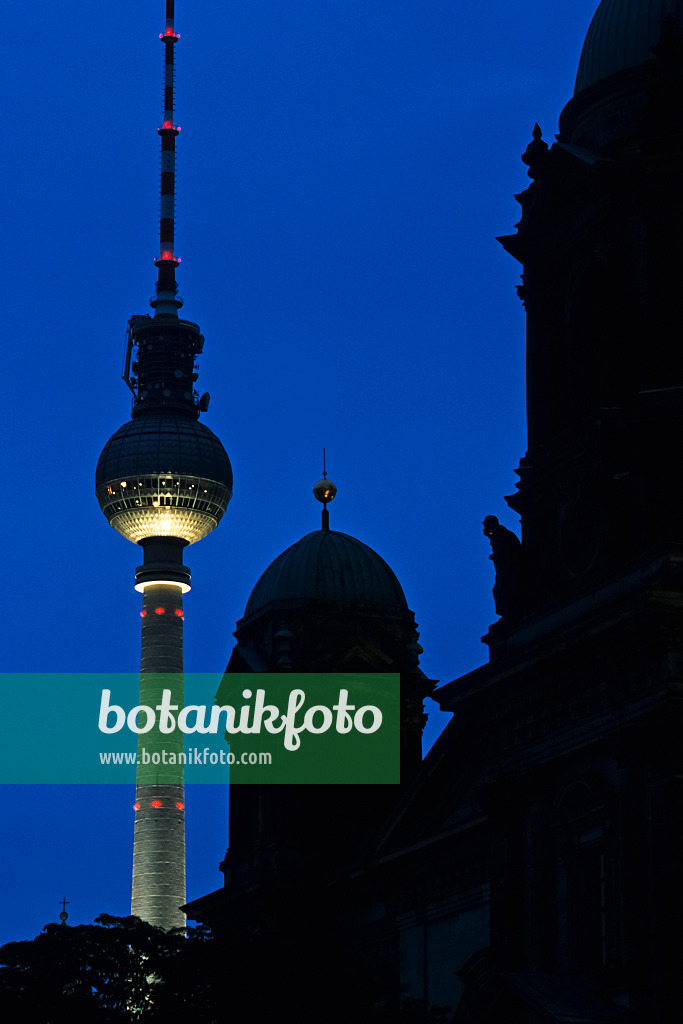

313,478,337,505
313,449,336,529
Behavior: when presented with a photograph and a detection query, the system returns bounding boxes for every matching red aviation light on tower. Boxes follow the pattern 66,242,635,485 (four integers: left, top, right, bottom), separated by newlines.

154,251,181,267
161,0,179,42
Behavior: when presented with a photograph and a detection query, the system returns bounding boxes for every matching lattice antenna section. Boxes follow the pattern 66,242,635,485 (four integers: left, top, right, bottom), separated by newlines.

152,0,182,313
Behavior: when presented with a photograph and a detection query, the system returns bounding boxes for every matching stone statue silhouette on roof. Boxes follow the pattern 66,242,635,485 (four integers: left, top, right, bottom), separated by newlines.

483,515,524,617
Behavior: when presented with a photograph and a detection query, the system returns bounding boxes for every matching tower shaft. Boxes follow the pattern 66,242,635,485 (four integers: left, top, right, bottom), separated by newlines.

132,582,186,930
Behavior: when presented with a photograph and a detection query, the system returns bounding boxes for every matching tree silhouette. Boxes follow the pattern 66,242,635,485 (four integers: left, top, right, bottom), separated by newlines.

0,914,221,1021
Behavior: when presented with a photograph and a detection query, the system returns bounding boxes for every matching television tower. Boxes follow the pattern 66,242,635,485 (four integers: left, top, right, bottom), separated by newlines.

96,1,232,930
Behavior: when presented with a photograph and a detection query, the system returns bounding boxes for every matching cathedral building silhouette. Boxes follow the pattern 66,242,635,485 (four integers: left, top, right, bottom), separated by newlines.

185,3,683,1019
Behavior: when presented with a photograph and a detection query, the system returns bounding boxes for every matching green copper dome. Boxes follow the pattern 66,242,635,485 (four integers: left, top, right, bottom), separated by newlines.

243,529,408,619
575,0,683,94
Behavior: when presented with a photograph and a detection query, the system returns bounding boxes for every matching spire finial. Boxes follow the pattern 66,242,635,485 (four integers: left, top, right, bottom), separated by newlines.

522,123,549,180
59,897,69,925
152,0,183,314
312,453,337,531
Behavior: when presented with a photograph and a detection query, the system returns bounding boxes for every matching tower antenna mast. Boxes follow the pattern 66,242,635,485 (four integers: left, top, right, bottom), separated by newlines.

154,0,182,314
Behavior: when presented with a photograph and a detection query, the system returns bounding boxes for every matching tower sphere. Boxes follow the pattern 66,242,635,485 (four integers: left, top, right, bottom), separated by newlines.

96,412,233,545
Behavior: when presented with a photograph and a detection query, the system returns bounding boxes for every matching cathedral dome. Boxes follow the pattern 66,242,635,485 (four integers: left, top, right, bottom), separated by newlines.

242,529,408,620
575,0,683,94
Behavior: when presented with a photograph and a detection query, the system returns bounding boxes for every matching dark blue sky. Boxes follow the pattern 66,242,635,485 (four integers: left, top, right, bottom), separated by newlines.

1,1,600,946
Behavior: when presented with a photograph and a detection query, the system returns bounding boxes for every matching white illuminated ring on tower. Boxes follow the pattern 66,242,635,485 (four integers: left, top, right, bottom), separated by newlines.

135,578,191,594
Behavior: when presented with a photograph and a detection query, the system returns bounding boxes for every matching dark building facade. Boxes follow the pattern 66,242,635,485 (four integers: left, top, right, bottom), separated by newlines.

186,3,683,1019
